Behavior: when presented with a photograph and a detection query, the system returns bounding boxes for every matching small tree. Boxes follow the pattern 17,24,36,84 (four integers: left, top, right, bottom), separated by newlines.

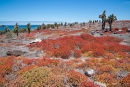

27,23,31,34
107,14,117,31
14,22,19,36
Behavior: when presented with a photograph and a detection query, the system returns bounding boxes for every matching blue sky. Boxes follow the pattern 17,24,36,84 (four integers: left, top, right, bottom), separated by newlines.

0,0,130,23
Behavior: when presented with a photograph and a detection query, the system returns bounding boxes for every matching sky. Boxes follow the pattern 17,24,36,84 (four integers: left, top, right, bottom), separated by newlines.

0,0,130,23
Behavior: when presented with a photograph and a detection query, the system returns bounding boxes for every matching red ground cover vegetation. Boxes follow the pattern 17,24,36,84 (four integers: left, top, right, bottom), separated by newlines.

28,33,129,59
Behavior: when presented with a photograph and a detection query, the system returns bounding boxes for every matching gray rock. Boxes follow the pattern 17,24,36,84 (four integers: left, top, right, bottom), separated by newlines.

126,28,130,32
5,73,17,81
6,50,26,56
74,69,84,74
91,32,94,35
84,68,95,77
114,32,118,34
116,70,129,80
100,33,104,35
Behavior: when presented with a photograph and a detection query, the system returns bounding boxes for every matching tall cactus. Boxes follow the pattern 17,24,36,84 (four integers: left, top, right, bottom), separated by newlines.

107,14,117,31
14,22,19,36
42,23,46,29
54,22,58,29
27,23,31,34
5,27,10,33
64,22,67,28
99,10,106,31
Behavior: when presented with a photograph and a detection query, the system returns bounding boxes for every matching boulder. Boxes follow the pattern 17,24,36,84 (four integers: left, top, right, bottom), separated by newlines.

6,50,26,56
91,32,94,35
114,32,118,34
100,33,104,35
116,70,129,80
118,29,122,32
30,38,42,44
90,31,95,35
84,69,95,77
127,28,130,32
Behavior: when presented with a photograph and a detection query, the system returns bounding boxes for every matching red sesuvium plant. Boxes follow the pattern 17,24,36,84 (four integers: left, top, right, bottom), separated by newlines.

67,70,99,87
74,50,82,58
36,57,60,67
22,58,33,65
0,56,15,85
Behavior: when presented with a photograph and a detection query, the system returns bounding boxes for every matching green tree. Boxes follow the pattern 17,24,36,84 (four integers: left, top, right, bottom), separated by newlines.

107,14,117,31
27,23,31,34
99,10,106,30
14,22,19,36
